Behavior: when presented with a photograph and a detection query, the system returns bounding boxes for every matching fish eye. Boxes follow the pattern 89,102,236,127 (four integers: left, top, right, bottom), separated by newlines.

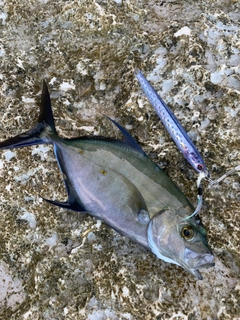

181,225,195,240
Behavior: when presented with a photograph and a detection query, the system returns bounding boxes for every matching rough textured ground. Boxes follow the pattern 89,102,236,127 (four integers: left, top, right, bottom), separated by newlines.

0,0,239,319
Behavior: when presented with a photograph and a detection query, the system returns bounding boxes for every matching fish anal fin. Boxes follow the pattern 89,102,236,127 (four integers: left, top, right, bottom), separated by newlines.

42,196,88,213
105,115,145,156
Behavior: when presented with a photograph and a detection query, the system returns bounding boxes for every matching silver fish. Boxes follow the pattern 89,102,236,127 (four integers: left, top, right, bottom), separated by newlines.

0,81,214,279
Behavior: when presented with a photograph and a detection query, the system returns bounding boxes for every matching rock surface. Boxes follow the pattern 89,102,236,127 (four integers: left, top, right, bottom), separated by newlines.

0,0,239,319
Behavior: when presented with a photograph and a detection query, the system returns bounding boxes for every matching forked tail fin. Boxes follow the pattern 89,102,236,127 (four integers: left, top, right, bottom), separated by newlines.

0,81,56,150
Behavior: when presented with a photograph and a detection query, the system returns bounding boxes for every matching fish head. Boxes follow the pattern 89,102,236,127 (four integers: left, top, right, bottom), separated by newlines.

147,208,214,279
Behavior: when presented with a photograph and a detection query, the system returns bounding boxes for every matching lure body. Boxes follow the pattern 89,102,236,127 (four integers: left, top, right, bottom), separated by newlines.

0,81,214,279
135,70,209,176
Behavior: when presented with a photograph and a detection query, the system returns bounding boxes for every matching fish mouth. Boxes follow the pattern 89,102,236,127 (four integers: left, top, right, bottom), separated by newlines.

183,250,215,279
185,258,215,280
189,259,215,280
184,248,214,267
190,269,203,280
193,254,215,269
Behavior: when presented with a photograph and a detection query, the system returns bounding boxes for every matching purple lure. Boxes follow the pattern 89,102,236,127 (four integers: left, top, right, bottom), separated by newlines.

135,69,209,177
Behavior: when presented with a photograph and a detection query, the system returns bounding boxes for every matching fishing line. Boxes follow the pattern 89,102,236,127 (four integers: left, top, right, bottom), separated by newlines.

183,171,205,220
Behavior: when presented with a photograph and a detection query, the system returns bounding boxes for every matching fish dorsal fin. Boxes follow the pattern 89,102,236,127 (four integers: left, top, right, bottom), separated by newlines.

43,145,88,213
105,116,145,156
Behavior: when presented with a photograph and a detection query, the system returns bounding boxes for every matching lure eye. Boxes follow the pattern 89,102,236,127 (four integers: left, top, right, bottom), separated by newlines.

181,225,195,240
197,164,204,171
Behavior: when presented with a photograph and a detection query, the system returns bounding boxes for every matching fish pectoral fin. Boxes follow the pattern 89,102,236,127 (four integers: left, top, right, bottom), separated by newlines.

116,170,150,223
104,116,146,156
42,196,88,213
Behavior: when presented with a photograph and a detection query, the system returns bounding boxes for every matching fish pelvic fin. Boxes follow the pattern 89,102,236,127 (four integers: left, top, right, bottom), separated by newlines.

0,81,56,150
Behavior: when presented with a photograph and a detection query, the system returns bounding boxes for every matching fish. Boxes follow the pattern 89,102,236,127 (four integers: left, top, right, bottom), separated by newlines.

0,81,214,279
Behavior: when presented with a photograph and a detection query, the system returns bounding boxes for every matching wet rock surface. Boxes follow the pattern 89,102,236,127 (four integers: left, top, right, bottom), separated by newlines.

0,0,239,319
